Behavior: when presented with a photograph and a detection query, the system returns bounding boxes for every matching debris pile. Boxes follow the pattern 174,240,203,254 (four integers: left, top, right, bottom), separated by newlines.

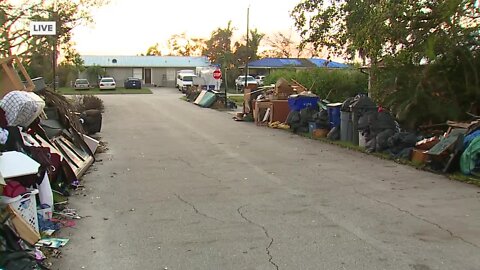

0,56,103,269
235,77,480,178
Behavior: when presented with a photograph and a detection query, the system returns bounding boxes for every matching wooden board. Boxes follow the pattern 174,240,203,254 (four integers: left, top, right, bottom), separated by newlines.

0,55,35,98
7,205,40,245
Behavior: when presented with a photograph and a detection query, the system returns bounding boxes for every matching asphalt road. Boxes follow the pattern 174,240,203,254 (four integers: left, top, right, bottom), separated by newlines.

56,88,480,270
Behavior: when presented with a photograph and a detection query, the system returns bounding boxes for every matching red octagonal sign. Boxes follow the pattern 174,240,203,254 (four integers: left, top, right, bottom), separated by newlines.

213,69,222,80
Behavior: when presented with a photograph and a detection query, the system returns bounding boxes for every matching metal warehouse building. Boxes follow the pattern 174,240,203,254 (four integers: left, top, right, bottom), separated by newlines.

81,55,211,87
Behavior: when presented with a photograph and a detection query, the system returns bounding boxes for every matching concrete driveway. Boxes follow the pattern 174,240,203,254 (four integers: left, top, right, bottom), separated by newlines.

56,87,480,270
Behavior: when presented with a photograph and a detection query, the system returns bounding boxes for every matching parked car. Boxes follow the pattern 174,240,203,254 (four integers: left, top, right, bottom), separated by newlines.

124,77,142,89
235,75,257,91
255,75,266,86
99,77,116,90
74,79,90,90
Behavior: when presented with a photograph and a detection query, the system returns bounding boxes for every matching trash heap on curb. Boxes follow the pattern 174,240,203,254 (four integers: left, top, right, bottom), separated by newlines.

184,82,237,110
235,77,480,178
0,56,103,269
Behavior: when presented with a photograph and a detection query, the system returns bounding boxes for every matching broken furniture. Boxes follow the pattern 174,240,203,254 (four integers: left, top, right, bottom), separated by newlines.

253,100,290,126
0,55,35,98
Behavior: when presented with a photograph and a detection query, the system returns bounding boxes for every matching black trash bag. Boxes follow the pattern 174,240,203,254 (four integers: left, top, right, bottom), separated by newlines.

350,94,377,110
286,111,303,133
312,110,329,129
286,111,301,125
386,132,419,155
371,111,396,133
0,224,49,270
365,136,376,153
299,107,318,125
357,110,377,131
375,129,395,152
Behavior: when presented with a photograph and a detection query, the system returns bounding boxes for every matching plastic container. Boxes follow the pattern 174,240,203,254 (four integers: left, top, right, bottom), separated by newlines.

340,111,353,142
358,131,367,147
327,103,342,128
1,189,39,232
287,95,319,111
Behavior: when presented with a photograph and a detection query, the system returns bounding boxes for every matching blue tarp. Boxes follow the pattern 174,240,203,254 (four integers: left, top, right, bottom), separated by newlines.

248,58,349,69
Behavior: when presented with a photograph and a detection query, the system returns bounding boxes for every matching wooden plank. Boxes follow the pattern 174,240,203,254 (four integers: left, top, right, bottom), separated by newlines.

0,55,34,98
7,205,40,245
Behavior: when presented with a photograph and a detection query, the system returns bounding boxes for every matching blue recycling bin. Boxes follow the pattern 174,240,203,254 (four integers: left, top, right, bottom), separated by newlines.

327,103,342,128
288,95,319,111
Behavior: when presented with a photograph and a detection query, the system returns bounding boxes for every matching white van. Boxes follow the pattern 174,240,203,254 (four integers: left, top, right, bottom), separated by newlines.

176,70,196,92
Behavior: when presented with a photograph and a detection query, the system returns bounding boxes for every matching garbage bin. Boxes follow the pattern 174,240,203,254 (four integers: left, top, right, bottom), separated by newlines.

327,103,342,129
340,111,353,142
350,95,377,145
288,95,319,111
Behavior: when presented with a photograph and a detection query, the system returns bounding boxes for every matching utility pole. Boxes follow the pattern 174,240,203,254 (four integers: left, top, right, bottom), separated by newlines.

53,1,58,91
243,6,250,91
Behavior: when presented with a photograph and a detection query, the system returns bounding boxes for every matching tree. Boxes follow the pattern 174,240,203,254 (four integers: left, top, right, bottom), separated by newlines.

233,28,265,67
203,21,235,65
167,33,206,56
291,0,480,127
260,31,319,58
85,65,106,86
145,43,161,56
0,0,107,83
262,32,298,58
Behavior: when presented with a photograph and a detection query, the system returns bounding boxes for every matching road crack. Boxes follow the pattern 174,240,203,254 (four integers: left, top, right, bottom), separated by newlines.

175,194,223,222
174,157,194,168
353,188,480,249
237,205,279,270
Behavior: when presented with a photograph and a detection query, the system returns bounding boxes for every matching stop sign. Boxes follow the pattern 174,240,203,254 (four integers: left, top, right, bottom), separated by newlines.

213,69,222,80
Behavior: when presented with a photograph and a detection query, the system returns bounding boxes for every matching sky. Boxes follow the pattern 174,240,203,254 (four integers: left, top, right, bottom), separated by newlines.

72,0,303,56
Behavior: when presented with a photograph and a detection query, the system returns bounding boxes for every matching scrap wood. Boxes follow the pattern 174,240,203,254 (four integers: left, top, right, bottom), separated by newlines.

291,79,308,92
38,88,85,134
446,120,478,129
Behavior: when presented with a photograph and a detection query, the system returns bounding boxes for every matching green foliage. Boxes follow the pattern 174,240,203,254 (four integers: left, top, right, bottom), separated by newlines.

233,28,265,67
291,0,480,128
57,63,78,87
265,68,368,102
203,21,235,65
85,65,106,86
0,0,107,84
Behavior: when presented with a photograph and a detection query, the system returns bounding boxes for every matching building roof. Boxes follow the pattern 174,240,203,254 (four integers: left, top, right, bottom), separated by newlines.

308,58,349,68
248,58,349,69
81,55,211,68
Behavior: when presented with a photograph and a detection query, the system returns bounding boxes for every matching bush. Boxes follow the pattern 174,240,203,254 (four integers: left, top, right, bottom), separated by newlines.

71,95,105,113
264,68,368,102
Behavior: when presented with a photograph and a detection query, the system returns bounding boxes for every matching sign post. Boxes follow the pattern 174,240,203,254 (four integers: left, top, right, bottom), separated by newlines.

212,69,225,107
30,21,57,91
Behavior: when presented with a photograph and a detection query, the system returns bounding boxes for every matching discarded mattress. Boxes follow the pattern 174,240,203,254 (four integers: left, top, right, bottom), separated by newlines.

198,91,217,108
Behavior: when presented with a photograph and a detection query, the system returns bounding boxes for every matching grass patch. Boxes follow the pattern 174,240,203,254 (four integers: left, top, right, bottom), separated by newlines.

298,132,480,186
448,173,480,187
227,95,244,106
58,87,152,95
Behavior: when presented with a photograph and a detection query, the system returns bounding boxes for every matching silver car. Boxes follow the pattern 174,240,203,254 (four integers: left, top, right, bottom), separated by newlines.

74,79,90,90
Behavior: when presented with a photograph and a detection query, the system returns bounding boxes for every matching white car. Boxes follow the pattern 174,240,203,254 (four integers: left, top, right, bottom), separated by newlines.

235,75,257,91
255,75,266,86
99,77,116,90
